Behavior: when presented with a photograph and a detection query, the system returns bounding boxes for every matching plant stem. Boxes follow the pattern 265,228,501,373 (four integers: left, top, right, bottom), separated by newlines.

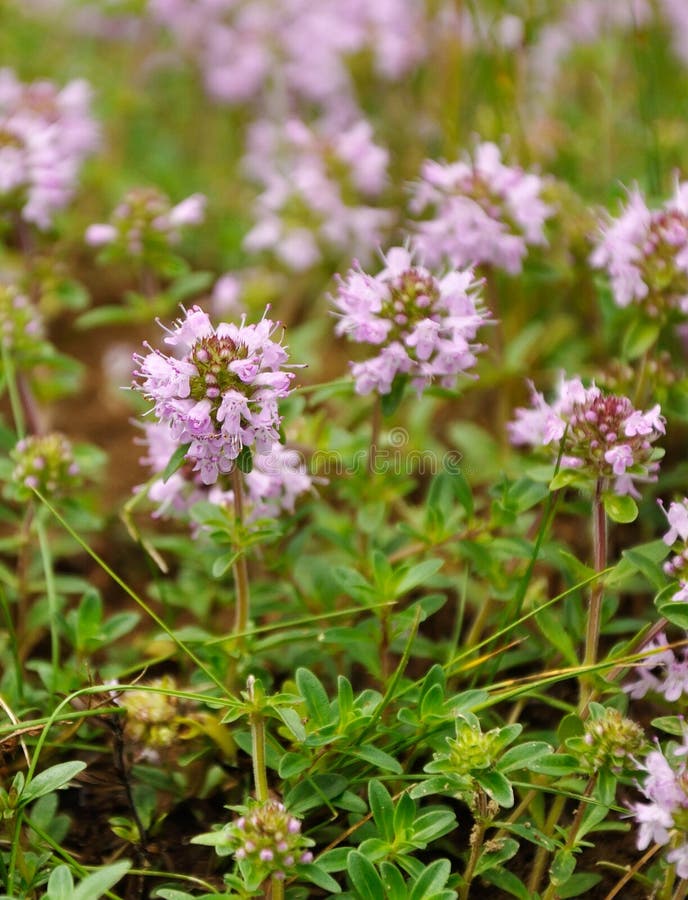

248,676,268,804
270,876,285,900
0,583,23,701
541,776,597,900
1,342,26,440
36,512,60,693
459,790,489,900
528,794,566,894
232,467,250,638
368,394,382,475
581,479,607,704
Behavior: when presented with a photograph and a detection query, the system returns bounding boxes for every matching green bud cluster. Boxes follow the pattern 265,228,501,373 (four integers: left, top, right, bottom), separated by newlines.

121,675,180,749
0,284,44,361
11,433,79,500
219,799,314,880
577,707,646,774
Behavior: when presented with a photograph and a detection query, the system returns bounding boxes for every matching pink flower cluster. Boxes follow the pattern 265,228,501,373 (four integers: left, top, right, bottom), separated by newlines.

409,142,552,274
509,376,665,495
243,118,391,270
139,419,313,522
149,0,428,114
86,187,206,256
0,68,99,227
133,306,295,485
331,246,488,396
625,632,688,701
591,182,688,316
631,744,688,878
659,499,688,602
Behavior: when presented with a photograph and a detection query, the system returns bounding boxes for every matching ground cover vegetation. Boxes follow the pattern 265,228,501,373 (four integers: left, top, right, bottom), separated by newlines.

3,1,688,897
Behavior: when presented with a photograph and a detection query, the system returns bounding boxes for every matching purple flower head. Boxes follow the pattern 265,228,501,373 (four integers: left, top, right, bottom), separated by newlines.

86,187,206,265
661,499,688,546
150,0,431,115
331,245,489,396
624,633,688,702
658,499,688,602
243,116,391,270
630,743,688,868
0,68,98,227
509,375,664,496
133,306,296,486
409,142,552,273
212,798,314,876
591,181,688,316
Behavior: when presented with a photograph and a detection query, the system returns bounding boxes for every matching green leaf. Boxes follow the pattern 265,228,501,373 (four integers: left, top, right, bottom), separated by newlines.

498,742,553,774
353,745,403,774
474,837,519,876
527,753,580,776
368,780,395,842
337,676,354,721
497,822,556,851
393,791,416,836
211,551,240,578
284,774,348,815
535,608,578,666
380,862,407,900
72,861,131,900
578,801,611,840
381,375,408,417
595,770,617,808
22,761,87,804
153,891,198,900
651,715,686,736
274,706,307,742
278,751,310,778
475,770,514,808
162,443,191,483
347,850,385,900
657,597,688,629
395,558,444,596
550,849,576,886
296,862,342,894
481,868,532,900
601,492,638,524
411,808,457,843
556,872,603,898
333,566,376,604
409,858,452,899
46,866,75,900
549,469,585,491
622,317,661,360
296,668,332,727
621,541,670,590
318,848,351,872
557,713,585,743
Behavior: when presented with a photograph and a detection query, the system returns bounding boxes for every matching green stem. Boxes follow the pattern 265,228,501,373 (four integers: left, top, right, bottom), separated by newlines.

232,467,250,638
248,677,268,804
36,513,59,693
581,479,607,705
0,583,23,701
458,790,489,900
270,876,285,900
368,394,382,475
1,342,26,440
528,794,566,895
541,776,597,900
